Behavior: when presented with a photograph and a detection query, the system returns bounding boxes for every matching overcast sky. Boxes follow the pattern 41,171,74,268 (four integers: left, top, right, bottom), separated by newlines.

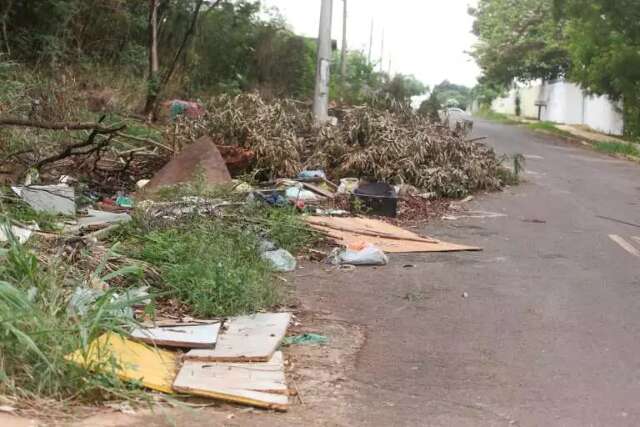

261,0,481,89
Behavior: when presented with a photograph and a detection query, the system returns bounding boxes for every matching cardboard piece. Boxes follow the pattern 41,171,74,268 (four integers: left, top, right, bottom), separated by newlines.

130,323,221,349
145,136,232,191
185,312,291,362
13,185,75,215
66,333,177,394
173,352,288,411
306,216,481,253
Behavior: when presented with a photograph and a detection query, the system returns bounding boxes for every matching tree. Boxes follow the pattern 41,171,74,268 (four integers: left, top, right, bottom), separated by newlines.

432,80,472,110
381,74,427,103
469,0,570,85
555,0,640,136
418,92,442,122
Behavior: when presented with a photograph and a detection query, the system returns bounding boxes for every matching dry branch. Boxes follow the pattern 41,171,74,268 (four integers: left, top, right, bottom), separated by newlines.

0,118,126,133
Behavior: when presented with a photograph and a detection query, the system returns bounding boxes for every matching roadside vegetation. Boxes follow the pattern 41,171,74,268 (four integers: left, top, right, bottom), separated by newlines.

593,141,640,157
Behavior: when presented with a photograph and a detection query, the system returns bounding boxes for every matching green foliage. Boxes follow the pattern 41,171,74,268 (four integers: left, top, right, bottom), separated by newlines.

0,232,144,402
555,0,640,138
469,0,570,85
381,74,427,103
474,107,519,124
418,92,443,122
128,219,280,318
593,141,640,157
432,80,471,110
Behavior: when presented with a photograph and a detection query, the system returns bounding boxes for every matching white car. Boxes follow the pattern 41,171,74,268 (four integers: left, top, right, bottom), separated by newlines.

441,108,473,135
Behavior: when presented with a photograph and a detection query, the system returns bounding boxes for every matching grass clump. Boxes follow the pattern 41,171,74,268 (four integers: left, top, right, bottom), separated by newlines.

0,231,145,403
526,121,573,138
593,141,640,157
474,108,520,124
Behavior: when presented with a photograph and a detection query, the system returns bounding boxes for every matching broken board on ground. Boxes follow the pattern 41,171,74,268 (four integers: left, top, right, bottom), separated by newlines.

173,351,289,411
130,323,221,349
66,332,177,394
185,312,291,362
306,216,481,253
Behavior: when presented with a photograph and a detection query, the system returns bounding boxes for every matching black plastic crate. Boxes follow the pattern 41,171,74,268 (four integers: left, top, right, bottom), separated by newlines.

353,182,398,217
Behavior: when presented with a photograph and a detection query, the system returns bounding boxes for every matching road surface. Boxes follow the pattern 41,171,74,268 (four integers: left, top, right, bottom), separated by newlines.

297,119,640,426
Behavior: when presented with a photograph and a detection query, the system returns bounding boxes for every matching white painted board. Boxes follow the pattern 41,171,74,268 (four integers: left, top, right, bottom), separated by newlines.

130,323,221,349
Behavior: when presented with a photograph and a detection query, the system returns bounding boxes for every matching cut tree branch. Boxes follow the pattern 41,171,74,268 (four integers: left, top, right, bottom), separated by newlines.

0,118,125,133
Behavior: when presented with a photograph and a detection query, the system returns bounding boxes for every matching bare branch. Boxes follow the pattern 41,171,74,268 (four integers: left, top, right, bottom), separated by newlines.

0,118,126,133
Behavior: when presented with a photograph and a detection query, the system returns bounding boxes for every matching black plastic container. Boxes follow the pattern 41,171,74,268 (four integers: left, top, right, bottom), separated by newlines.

353,182,398,217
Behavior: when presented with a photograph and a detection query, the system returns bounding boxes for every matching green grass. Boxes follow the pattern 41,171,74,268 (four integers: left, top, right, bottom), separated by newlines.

593,141,640,157
120,202,316,318
474,108,520,124
0,232,146,403
526,121,574,138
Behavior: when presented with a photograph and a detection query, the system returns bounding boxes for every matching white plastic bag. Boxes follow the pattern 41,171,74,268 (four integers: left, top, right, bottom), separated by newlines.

331,244,388,266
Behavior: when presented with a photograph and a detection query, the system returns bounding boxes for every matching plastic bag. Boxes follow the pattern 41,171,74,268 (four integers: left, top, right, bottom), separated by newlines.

330,243,388,266
262,249,297,272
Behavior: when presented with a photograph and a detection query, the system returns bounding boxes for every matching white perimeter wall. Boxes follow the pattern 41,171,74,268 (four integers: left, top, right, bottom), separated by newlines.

491,81,624,135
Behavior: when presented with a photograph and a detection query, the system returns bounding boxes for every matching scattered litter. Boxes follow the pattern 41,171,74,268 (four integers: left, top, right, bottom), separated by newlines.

459,196,474,204
297,170,326,180
0,223,39,244
403,264,416,269
337,178,359,194
0,405,16,414
66,333,177,394
337,264,356,272
307,216,481,253
173,352,288,411
282,333,328,346
130,323,221,349
354,182,398,217
67,286,150,319
258,239,277,253
300,181,335,199
462,292,469,299
185,312,291,362
136,179,150,189
144,136,231,192
115,195,134,209
165,99,205,120
314,208,350,217
285,184,321,203
329,243,388,266
13,184,75,215
249,190,287,206
78,209,132,227
262,249,297,272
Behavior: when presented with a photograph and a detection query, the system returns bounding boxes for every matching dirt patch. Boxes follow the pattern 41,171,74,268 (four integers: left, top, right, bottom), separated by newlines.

2,305,365,427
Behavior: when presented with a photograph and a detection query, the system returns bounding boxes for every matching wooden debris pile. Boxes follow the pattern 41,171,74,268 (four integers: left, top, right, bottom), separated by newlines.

201,94,505,197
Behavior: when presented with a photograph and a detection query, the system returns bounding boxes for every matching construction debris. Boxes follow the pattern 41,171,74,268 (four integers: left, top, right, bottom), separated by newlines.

173,352,289,411
130,323,221,349
185,312,291,363
307,216,481,253
144,136,231,192
66,333,178,394
12,184,75,215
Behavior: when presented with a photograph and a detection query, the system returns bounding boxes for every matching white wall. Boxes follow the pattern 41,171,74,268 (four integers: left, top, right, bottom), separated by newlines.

490,81,624,136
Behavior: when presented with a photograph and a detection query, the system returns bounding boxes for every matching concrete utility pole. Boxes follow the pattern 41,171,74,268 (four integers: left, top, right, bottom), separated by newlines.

368,19,374,64
340,0,347,78
313,0,333,123
379,28,385,73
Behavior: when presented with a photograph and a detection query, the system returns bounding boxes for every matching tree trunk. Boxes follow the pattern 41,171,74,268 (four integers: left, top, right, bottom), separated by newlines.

144,0,160,120
1,0,13,57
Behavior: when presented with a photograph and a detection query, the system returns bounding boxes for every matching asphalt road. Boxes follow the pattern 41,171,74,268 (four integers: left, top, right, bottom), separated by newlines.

297,119,640,426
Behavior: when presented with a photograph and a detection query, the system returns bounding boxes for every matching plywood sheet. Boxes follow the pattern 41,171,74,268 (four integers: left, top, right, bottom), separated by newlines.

66,332,177,394
130,323,221,349
185,312,291,362
306,216,481,253
173,352,288,411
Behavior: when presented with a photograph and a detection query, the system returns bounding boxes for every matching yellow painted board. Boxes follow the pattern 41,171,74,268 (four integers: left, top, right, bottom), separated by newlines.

66,332,178,394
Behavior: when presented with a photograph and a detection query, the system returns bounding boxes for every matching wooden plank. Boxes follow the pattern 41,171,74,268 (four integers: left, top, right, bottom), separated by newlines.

173,352,288,411
609,235,640,258
301,182,336,199
185,312,291,362
66,333,177,394
130,323,221,349
306,216,481,253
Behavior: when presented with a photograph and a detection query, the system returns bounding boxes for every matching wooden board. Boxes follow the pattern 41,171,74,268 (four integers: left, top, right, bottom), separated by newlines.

306,216,481,253
173,352,288,411
301,182,336,199
66,333,177,394
185,312,291,362
130,323,221,349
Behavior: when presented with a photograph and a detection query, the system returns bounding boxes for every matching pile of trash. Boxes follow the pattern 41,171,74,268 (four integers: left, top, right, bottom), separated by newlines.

201,94,505,197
